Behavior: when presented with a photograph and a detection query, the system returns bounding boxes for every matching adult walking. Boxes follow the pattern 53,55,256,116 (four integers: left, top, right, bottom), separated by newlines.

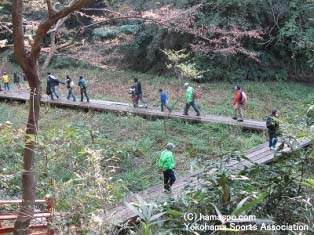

266,109,281,150
65,75,76,101
13,72,22,91
47,72,64,100
78,75,89,102
158,143,176,192
2,72,10,92
133,78,147,108
159,88,171,112
232,85,244,122
183,83,200,116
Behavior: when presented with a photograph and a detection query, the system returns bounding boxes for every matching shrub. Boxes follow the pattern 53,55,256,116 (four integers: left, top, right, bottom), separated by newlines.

92,27,119,40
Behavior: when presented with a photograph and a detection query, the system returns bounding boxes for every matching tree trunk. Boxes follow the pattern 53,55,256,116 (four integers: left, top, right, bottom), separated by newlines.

11,0,92,233
14,66,41,235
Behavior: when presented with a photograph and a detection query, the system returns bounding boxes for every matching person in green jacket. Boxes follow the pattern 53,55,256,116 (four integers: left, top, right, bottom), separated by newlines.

183,83,200,116
158,143,176,192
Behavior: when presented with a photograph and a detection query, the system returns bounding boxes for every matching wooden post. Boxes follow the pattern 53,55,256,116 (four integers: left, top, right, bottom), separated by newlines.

45,194,54,235
0,222,4,235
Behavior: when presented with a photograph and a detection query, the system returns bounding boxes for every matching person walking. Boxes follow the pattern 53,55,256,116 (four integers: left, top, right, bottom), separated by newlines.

23,72,29,89
78,75,89,102
158,143,176,192
159,88,171,112
2,72,10,92
47,72,64,100
266,109,281,150
232,85,244,122
13,72,22,91
65,75,76,101
183,83,200,116
133,78,147,108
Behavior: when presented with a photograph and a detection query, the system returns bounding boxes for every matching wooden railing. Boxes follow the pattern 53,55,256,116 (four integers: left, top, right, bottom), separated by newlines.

0,195,55,234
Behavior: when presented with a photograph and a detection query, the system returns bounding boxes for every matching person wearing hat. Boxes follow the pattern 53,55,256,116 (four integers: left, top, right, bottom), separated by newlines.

2,71,10,92
266,109,281,150
158,143,176,192
183,83,200,116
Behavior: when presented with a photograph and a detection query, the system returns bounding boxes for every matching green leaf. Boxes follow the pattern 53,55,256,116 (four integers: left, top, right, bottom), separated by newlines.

232,193,266,216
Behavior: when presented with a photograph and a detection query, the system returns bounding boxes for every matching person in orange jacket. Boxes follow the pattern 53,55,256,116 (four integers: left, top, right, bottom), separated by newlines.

232,85,244,122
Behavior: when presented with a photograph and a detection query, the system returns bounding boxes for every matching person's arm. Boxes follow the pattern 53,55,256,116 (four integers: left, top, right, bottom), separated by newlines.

169,153,175,169
134,83,139,95
158,156,164,170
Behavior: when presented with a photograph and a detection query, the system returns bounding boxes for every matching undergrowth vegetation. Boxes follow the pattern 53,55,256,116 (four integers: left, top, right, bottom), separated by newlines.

0,68,313,234
0,100,265,230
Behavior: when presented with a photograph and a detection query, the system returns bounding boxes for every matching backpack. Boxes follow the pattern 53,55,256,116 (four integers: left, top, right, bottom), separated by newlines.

192,89,200,101
240,91,248,105
80,79,87,88
266,116,275,129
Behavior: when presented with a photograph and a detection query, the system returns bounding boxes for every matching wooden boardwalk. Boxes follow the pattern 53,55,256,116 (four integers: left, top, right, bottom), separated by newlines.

108,138,312,224
0,91,266,130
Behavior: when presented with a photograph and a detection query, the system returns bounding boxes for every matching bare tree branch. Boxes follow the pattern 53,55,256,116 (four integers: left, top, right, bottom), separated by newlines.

81,7,122,15
46,0,56,18
31,0,92,63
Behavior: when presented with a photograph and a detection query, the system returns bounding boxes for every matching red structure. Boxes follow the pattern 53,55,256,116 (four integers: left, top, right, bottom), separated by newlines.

0,195,55,234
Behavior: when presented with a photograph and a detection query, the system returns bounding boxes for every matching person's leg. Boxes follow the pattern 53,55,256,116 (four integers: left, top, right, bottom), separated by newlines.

51,86,58,98
49,86,54,100
184,103,190,115
71,88,76,101
163,170,170,190
83,88,89,102
191,101,200,116
18,83,22,90
135,95,139,107
55,87,59,98
165,103,171,112
168,169,176,188
238,104,243,121
67,89,71,100
161,103,164,112
269,132,273,149
272,136,278,149
80,88,84,102
233,105,238,119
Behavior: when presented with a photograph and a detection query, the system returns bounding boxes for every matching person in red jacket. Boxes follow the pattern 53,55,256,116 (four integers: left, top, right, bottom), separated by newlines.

232,85,243,122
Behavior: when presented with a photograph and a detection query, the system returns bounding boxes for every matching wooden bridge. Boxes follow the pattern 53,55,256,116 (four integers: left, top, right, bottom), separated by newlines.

1,90,310,227
0,91,266,130
108,138,312,224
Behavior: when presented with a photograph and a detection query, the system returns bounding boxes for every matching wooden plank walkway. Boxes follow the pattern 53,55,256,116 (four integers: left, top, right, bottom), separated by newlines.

108,138,312,224
0,91,266,130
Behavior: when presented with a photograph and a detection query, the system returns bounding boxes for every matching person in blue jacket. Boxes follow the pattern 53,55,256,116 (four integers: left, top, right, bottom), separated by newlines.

159,88,171,112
